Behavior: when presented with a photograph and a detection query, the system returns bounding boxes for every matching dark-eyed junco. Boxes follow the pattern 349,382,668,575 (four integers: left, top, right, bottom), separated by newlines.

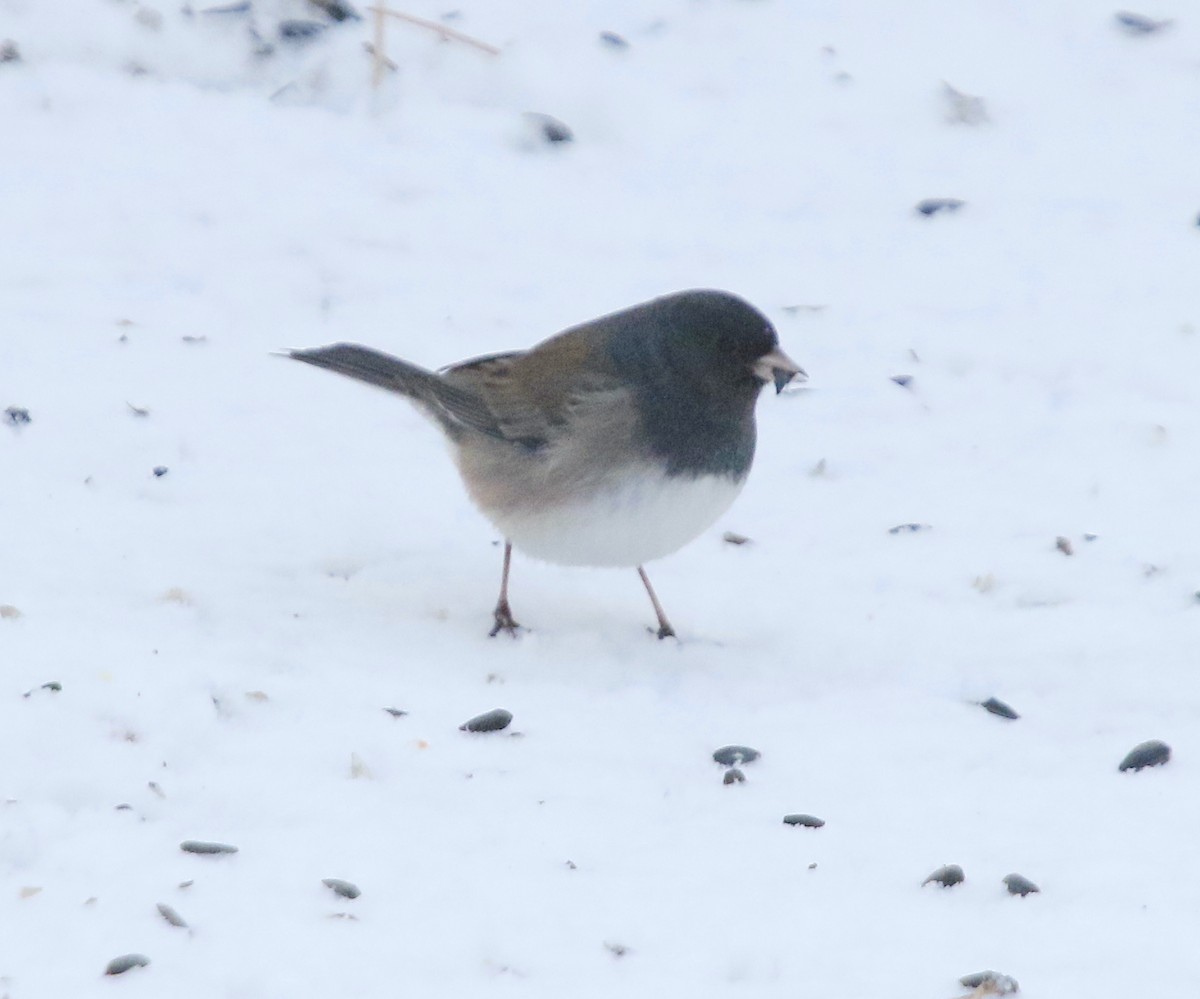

288,289,803,638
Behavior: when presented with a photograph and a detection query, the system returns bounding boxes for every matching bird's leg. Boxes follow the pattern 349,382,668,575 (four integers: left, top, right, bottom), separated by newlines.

637,565,676,640
489,540,522,638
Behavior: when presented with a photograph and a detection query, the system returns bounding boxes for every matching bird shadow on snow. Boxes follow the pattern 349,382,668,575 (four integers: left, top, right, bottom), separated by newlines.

331,554,740,655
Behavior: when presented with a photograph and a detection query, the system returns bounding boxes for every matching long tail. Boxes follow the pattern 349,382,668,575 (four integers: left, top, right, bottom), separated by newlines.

287,343,439,397
286,343,500,440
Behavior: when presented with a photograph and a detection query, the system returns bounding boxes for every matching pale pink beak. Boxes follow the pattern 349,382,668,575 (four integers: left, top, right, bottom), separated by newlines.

753,347,806,394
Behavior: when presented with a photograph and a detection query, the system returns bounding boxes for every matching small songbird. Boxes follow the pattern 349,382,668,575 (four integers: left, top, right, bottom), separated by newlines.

287,289,803,638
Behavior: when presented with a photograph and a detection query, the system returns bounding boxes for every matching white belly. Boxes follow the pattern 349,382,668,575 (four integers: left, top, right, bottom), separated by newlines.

490,468,745,568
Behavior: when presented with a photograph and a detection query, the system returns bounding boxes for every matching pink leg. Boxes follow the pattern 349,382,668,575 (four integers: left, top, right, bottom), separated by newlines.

489,541,521,638
637,565,676,640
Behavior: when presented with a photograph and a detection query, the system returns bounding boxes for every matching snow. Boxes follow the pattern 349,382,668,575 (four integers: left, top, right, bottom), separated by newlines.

3,0,1199,995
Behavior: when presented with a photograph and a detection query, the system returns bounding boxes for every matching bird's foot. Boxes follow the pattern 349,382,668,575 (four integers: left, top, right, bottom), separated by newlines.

648,623,677,641
489,600,522,639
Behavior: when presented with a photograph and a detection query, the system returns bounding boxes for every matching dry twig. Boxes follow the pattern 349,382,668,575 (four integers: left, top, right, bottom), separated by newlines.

365,6,500,55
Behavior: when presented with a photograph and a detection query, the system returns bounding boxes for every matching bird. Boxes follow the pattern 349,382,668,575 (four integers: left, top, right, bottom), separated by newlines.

286,289,803,638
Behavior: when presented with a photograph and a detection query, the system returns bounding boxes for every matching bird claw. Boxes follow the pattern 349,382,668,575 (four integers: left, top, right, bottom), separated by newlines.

648,624,677,641
489,601,522,638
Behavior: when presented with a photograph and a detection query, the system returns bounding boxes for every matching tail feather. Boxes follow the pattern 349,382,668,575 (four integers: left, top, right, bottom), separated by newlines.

286,343,501,440
287,343,435,396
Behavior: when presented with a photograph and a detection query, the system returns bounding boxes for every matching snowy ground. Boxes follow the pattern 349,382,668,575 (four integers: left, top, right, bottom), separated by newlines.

3,1,1199,996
